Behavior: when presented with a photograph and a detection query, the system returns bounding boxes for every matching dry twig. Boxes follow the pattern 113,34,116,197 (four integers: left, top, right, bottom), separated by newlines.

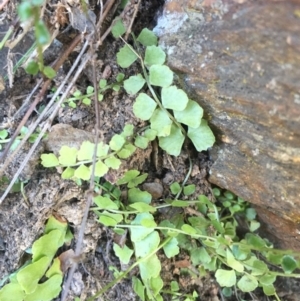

0,34,90,203
0,34,82,176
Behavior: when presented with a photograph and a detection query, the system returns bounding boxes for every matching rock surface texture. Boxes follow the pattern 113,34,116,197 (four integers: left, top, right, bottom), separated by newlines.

155,0,300,249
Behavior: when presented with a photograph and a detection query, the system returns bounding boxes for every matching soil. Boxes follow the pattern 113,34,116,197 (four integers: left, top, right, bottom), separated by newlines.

0,1,299,301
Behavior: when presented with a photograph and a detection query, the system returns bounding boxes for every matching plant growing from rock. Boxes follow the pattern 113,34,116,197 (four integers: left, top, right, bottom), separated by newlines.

115,28,215,155
38,28,300,301
40,27,215,183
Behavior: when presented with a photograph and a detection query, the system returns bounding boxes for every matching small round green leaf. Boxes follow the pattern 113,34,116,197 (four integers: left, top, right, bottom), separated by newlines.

123,74,146,95
112,19,126,38
93,160,109,177
258,274,276,286
35,20,50,45
74,164,91,180
96,142,109,157
130,202,156,213
109,134,126,151
122,124,134,137
187,119,215,152
93,195,118,210
174,100,203,128
116,73,125,82
99,211,123,226
246,208,257,221
128,188,152,204
104,156,121,170
130,212,155,242
99,79,107,89
0,282,25,300
133,93,157,120
58,146,78,166
41,153,59,167
250,220,260,232
25,61,39,75
139,254,161,280
77,141,95,161
262,284,276,296
134,136,149,149
117,45,138,68
226,249,244,273
137,28,158,46
245,233,266,248
82,98,91,105
18,2,33,21
222,287,232,297
144,129,157,141
161,86,188,111
158,123,184,156
183,184,195,196
215,269,236,287
0,129,8,139
150,108,172,137
61,167,75,179
149,65,173,87
117,143,136,159
134,231,160,258
282,255,297,273
86,86,94,94
113,243,133,264
144,45,166,67
181,224,197,235
237,275,258,292
170,182,181,194
43,66,56,79
117,170,140,185
163,237,179,258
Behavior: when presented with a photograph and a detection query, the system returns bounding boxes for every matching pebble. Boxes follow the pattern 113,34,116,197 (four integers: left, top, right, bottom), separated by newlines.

142,182,163,199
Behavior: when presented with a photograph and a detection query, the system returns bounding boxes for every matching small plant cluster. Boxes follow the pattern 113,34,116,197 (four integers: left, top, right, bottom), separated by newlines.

17,0,56,79
115,28,215,155
41,124,137,182
0,215,73,301
90,179,300,301
37,27,300,300
62,76,124,108
40,28,215,183
0,127,40,151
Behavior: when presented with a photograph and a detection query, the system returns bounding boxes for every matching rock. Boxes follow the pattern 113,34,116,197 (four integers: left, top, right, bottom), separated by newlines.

156,0,300,249
143,182,164,199
45,123,95,155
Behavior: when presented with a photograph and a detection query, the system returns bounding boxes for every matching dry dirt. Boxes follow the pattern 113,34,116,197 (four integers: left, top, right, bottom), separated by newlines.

0,1,299,301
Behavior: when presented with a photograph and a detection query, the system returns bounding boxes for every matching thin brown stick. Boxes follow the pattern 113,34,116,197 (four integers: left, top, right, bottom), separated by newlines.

98,0,117,27
60,2,107,299
0,35,91,203
124,0,141,40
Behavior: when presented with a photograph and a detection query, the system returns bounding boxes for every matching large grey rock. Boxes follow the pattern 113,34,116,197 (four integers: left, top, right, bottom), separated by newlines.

155,0,300,249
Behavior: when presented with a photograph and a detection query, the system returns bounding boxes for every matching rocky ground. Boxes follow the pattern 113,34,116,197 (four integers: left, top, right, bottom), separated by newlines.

0,0,299,301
